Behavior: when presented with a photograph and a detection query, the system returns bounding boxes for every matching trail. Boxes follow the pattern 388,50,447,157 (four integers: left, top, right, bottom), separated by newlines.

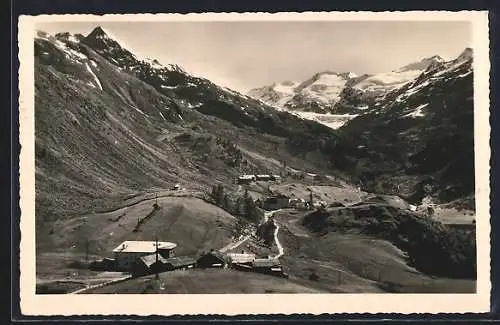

69,274,132,294
219,235,250,253
92,190,203,214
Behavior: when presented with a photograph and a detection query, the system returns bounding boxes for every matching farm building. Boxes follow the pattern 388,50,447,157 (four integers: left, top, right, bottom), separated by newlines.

255,174,272,181
263,195,290,210
164,256,196,270
89,257,116,271
270,175,281,182
112,240,177,271
196,250,227,268
227,253,256,265
132,255,196,277
305,173,322,181
289,198,306,209
131,253,168,276
252,258,284,276
237,175,256,185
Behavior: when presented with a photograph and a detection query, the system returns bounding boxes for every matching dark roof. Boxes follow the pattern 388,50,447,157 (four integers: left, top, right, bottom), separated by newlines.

139,253,168,267
198,250,226,261
252,258,281,268
164,256,196,267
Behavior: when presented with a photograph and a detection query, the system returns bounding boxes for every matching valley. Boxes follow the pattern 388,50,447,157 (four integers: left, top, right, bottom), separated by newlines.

33,26,477,294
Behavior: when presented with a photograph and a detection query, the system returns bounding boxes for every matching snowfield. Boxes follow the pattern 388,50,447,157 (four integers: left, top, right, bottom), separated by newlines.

299,73,349,105
292,112,359,129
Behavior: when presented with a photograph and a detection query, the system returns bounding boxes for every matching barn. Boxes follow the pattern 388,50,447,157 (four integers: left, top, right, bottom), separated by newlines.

131,255,197,277
196,250,227,268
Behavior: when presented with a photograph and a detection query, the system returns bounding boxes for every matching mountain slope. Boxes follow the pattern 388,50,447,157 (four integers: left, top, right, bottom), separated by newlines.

34,27,346,248
331,48,474,207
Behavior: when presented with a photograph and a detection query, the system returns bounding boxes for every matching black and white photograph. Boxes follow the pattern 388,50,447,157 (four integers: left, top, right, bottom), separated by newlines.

18,11,490,315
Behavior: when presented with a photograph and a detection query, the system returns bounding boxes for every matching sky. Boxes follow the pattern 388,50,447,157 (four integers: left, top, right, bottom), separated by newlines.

37,21,472,93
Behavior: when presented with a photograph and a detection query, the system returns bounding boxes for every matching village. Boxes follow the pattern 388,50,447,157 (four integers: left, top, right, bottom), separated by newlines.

65,171,329,293
39,167,475,295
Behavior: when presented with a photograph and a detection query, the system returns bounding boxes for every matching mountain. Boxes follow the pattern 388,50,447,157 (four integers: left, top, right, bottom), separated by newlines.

34,26,347,249
34,26,476,293
248,55,447,128
249,71,362,114
331,48,474,208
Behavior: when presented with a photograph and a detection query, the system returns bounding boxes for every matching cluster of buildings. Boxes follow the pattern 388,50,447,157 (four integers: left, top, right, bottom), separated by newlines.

93,240,286,278
255,194,327,211
197,250,286,277
237,174,281,185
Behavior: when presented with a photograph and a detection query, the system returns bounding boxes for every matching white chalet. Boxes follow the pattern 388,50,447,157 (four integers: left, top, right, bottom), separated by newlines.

112,240,177,270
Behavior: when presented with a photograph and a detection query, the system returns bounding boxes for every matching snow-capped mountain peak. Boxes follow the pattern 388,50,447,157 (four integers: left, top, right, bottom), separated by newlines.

247,48,473,129
396,55,444,72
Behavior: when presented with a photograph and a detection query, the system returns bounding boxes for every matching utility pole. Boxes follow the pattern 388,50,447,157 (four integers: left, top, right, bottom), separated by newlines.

85,239,89,263
155,235,159,280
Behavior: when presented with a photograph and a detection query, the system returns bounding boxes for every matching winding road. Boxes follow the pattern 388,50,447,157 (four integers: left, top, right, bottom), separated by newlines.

263,209,285,259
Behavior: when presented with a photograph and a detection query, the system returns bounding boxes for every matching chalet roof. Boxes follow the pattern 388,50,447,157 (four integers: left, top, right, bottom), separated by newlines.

198,250,226,261
227,253,256,264
265,194,289,200
112,241,177,253
252,258,281,268
164,256,196,267
139,253,168,267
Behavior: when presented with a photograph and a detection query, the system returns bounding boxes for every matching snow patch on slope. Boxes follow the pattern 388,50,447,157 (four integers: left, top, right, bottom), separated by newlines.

292,111,358,129
85,63,103,90
403,103,428,118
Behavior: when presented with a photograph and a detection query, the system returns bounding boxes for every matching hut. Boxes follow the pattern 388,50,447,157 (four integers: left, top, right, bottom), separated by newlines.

263,194,290,210
238,175,255,185
164,256,196,271
196,250,227,268
270,175,282,182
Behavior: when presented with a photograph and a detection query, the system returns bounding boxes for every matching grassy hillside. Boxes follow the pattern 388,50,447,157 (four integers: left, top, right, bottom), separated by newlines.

87,269,326,294
37,196,238,278
301,205,476,279
273,208,475,293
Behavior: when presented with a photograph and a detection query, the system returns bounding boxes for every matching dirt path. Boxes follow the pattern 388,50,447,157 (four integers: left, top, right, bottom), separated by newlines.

219,235,250,253
70,274,132,294
93,190,203,214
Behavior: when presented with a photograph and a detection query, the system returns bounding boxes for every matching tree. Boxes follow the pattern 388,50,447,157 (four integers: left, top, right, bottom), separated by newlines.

211,184,225,206
223,194,232,211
